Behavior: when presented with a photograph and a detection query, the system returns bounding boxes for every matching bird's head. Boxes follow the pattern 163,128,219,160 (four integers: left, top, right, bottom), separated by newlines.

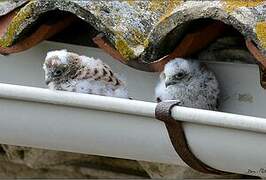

160,58,197,88
43,49,80,85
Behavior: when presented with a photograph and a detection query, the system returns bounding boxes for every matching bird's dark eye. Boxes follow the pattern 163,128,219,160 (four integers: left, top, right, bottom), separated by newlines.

53,69,63,77
175,71,186,79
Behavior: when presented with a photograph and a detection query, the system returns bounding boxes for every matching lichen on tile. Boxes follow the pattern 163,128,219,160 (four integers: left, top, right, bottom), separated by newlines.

115,37,135,61
0,0,265,62
256,21,266,49
224,0,264,13
0,0,36,47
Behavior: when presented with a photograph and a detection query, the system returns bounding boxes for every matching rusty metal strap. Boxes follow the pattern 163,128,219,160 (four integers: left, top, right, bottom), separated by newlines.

155,101,230,175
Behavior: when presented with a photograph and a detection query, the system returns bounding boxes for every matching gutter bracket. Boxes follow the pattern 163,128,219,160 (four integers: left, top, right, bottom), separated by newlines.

155,101,232,175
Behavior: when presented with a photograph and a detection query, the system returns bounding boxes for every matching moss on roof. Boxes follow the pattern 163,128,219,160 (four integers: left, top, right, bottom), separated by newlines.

0,0,265,63
256,21,266,49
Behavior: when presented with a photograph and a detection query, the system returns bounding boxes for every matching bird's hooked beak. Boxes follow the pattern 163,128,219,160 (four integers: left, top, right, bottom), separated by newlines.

45,79,51,85
45,75,52,85
165,78,176,88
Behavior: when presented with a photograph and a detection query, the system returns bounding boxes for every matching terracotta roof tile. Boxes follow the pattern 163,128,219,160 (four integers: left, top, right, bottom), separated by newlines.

0,0,265,71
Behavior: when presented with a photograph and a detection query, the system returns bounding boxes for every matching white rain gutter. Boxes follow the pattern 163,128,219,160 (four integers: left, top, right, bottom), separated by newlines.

1,83,266,133
0,83,266,176
171,106,266,134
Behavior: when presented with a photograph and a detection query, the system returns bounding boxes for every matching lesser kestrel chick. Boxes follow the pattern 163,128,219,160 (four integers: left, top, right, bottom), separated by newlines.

155,58,220,110
43,49,128,98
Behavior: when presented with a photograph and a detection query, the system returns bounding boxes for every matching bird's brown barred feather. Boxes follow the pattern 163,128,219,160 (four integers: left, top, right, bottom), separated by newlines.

67,53,121,87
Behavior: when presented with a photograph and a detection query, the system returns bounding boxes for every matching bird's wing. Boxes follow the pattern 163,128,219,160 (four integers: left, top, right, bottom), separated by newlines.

80,56,123,87
96,61,122,87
